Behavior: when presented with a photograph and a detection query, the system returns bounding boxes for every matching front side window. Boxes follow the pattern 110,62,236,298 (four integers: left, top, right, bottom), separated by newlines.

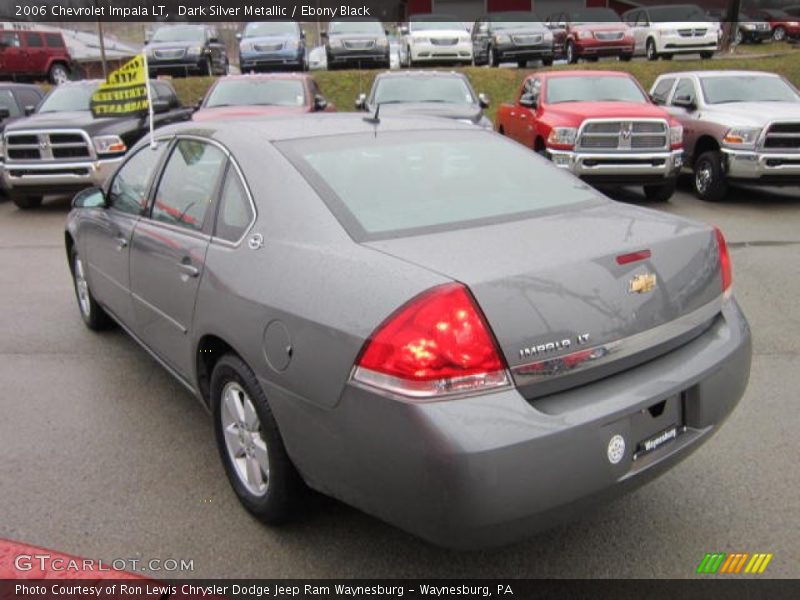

24,33,43,48
108,142,167,216
151,140,226,232
0,90,21,117
0,32,21,48
651,78,676,105
215,166,255,243
672,78,696,105
279,131,597,241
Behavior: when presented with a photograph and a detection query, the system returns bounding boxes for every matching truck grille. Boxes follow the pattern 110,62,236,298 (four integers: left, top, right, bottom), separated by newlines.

430,37,458,46
5,131,93,161
153,48,185,59
579,120,668,151
764,122,800,150
678,28,708,37
254,42,283,51
513,34,543,45
343,40,375,50
595,31,625,41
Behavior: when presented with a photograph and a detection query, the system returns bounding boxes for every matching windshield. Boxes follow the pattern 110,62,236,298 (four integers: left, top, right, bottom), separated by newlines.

648,5,708,21
373,77,474,105
279,131,594,240
205,79,306,108
243,22,299,37
151,26,205,43
409,18,465,31
701,76,800,104
547,76,646,104
570,9,621,23
38,84,99,113
328,21,384,35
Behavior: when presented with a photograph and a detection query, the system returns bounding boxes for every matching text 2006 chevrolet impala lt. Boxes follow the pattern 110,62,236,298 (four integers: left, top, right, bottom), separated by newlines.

65,115,751,549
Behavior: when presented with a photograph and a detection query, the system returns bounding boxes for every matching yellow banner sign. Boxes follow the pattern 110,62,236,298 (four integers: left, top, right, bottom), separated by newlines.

90,54,149,118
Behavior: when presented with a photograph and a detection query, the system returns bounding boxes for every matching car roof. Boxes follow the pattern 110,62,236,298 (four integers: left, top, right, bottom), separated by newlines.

655,70,782,79
153,113,478,145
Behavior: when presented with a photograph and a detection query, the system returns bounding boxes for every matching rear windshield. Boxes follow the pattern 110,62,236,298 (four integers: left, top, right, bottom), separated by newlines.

205,79,306,107
700,76,800,104
372,77,474,105
278,131,596,241
547,76,646,104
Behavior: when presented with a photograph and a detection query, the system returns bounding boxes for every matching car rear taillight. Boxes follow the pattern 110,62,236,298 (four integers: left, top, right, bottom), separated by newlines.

714,226,732,294
352,283,510,400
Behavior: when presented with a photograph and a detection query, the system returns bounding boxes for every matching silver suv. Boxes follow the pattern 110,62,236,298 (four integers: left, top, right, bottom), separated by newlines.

650,70,800,201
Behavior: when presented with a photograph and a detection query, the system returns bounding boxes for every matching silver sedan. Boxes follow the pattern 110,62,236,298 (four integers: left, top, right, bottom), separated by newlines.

65,115,751,549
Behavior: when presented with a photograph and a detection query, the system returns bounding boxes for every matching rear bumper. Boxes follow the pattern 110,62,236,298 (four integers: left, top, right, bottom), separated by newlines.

548,148,683,182
2,157,124,194
269,297,750,549
723,148,800,183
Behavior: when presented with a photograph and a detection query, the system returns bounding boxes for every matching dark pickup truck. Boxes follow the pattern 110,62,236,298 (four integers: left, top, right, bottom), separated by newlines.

1,79,192,209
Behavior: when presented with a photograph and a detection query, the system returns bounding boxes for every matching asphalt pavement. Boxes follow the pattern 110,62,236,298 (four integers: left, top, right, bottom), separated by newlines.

0,180,798,578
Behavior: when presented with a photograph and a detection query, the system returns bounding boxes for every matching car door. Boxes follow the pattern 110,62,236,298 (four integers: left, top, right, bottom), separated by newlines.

509,77,540,145
666,78,701,161
82,141,169,326
22,32,46,76
549,14,568,56
129,137,227,378
0,32,26,76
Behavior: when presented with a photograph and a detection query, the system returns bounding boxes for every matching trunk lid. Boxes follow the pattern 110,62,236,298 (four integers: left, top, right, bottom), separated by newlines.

365,202,723,397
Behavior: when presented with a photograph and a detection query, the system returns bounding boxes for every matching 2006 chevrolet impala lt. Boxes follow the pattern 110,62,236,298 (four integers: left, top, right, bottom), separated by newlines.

65,115,751,549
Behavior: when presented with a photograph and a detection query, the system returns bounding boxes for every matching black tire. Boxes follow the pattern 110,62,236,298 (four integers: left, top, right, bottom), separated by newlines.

11,193,42,210
48,62,70,85
212,354,304,524
693,151,729,202
643,180,677,202
646,38,658,61
517,60,527,68
585,56,599,62
566,41,578,64
619,54,633,62
700,51,714,59
70,246,113,331
542,56,554,67
661,53,674,60
205,57,214,77
489,45,500,67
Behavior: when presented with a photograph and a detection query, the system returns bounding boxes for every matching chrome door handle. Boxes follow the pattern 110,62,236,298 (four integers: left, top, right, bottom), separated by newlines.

177,262,200,278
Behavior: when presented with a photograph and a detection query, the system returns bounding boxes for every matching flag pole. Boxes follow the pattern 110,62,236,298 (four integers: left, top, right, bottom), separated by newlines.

141,51,156,149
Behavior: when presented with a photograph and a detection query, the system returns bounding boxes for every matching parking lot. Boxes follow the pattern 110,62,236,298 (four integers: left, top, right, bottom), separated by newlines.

0,180,798,578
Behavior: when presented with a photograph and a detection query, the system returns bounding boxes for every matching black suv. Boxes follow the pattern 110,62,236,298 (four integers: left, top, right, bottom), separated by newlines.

145,25,228,77
472,13,555,67
323,19,390,70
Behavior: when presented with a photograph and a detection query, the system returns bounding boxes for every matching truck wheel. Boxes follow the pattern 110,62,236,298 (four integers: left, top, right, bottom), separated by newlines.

693,151,728,202
661,53,673,60
643,181,676,202
700,51,714,59
212,354,304,524
49,63,70,85
646,39,658,61
517,60,527,68
542,57,554,67
70,247,113,331
566,41,578,64
489,46,500,67
11,194,43,210
619,54,633,62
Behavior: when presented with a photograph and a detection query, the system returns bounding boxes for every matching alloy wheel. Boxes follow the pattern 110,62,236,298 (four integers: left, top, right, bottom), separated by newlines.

695,160,713,195
220,381,270,497
73,257,91,318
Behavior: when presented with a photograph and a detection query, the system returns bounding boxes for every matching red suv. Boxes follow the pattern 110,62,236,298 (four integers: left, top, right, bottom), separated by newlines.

0,29,72,84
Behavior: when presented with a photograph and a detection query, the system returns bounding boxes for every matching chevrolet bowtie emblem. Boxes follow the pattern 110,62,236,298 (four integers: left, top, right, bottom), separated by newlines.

629,272,657,294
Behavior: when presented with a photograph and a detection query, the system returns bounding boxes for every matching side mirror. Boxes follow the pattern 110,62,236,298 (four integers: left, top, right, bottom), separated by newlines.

672,95,696,111
72,186,106,209
235,32,242,41
478,93,490,109
0,107,10,120
355,93,367,110
24,105,36,116
399,26,409,35
519,93,537,108
152,99,170,113
314,94,328,111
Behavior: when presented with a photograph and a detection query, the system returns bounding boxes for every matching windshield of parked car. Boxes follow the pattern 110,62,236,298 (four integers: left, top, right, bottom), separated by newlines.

547,76,647,104
328,21,384,35
647,5,709,21
205,79,306,108
243,22,299,37
409,19,465,31
151,26,206,43
570,8,621,23
38,84,99,113
280,131,596,240
700,76,800,104
0,90,21,117
373,77,474,105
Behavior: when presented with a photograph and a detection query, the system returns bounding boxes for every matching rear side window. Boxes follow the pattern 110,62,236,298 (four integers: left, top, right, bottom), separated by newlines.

24,33,43,48
651,78,675,105
279,131,597,241
214,166,255,243
45,34,64,48
151,140,226,232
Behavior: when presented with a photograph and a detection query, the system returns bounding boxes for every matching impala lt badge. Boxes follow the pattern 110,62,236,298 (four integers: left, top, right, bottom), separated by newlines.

519,333,590,360
629,272,657,294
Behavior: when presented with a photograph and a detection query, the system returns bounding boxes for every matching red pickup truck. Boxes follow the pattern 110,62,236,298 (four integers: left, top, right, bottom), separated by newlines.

496,70,684,202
